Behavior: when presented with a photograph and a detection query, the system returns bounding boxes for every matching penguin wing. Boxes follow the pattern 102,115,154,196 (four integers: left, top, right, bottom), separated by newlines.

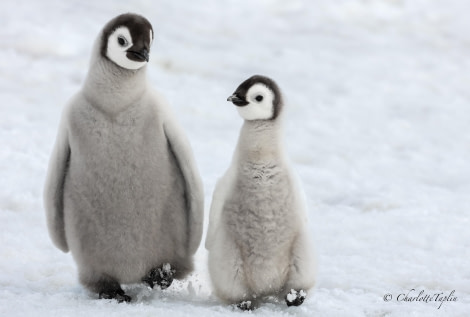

289,167,309,222
43,107,71,253
163,120,204,256
205,166,235,250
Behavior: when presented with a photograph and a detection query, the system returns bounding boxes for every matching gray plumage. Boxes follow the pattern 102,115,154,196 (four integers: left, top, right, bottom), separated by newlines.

44,13,203,300
206,75,315,308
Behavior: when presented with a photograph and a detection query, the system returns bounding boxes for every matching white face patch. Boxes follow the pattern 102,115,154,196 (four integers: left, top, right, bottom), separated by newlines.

236,84,275,121
106,26,147,70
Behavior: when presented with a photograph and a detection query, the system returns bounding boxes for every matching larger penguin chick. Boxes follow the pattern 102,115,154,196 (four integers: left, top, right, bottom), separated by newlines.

206,75,316,309
43,13,204,302
102,13,152,70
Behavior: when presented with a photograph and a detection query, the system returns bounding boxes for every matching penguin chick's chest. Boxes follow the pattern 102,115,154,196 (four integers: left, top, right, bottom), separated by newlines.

66,101,178,206
71,101,164,161
224,161,298,253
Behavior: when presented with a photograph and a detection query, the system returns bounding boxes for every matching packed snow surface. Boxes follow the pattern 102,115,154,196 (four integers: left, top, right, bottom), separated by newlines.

1,0,469,316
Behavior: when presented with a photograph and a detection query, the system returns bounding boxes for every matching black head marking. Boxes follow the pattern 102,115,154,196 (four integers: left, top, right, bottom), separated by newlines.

100,13,153,62
229,75,283,120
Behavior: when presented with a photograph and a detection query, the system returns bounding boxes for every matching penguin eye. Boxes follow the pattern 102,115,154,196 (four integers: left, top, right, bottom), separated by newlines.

117,35,128,47
255,95,263,102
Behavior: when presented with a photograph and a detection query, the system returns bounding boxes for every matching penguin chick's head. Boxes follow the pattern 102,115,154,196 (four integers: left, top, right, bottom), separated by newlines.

101,13,153,70
227,75,283,121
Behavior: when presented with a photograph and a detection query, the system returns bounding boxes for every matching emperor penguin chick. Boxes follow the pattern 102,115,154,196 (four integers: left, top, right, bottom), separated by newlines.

205,75,315,309
44,13,204,302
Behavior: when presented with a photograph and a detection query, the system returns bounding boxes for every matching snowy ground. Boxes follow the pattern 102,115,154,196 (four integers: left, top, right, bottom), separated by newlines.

1,0,469,316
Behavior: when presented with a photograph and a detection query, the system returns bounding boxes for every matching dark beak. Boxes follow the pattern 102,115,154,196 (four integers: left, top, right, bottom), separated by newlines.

127,48,149,62
227,94,249,107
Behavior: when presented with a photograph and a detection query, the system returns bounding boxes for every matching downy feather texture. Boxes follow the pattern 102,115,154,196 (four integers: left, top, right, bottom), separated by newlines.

43,13,204,294
206,75,315,306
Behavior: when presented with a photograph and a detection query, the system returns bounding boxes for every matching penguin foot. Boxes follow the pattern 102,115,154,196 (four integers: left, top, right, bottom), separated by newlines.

285,289,306,307
236,300,253,311
98,289,131,303
142,263,176,290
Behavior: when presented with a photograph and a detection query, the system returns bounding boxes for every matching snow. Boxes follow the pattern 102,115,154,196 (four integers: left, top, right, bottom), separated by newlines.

1,0,469,316
286,290,297,303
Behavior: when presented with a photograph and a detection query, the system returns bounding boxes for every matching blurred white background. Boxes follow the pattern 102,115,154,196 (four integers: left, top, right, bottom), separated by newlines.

1,0,469,316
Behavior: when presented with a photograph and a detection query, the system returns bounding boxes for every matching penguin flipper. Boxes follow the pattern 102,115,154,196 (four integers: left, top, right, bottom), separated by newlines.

163,121,204,256
205,166,234,250
43,109,70,253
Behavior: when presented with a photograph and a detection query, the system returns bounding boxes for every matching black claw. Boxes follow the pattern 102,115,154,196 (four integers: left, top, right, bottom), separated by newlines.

285,289,306,307
115,293,132,303
99,289,131,303
142,274,155,289
142,263,176,290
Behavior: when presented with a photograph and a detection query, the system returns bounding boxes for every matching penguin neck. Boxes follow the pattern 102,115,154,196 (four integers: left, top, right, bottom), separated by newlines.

236,119,284,163
83,56,147,115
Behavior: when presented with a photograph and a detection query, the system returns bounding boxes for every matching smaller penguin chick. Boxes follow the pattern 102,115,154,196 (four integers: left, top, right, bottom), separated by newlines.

206,75,316,310
227,75,282,121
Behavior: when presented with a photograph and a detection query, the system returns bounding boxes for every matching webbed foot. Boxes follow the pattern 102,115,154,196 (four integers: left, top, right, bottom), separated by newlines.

142,263,176,290
236,300,253,311
98,288,131,303
285,289,306,307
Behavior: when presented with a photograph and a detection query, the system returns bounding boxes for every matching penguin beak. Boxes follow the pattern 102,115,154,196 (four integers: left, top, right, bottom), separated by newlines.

227,94,249,107
126,48,149,62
